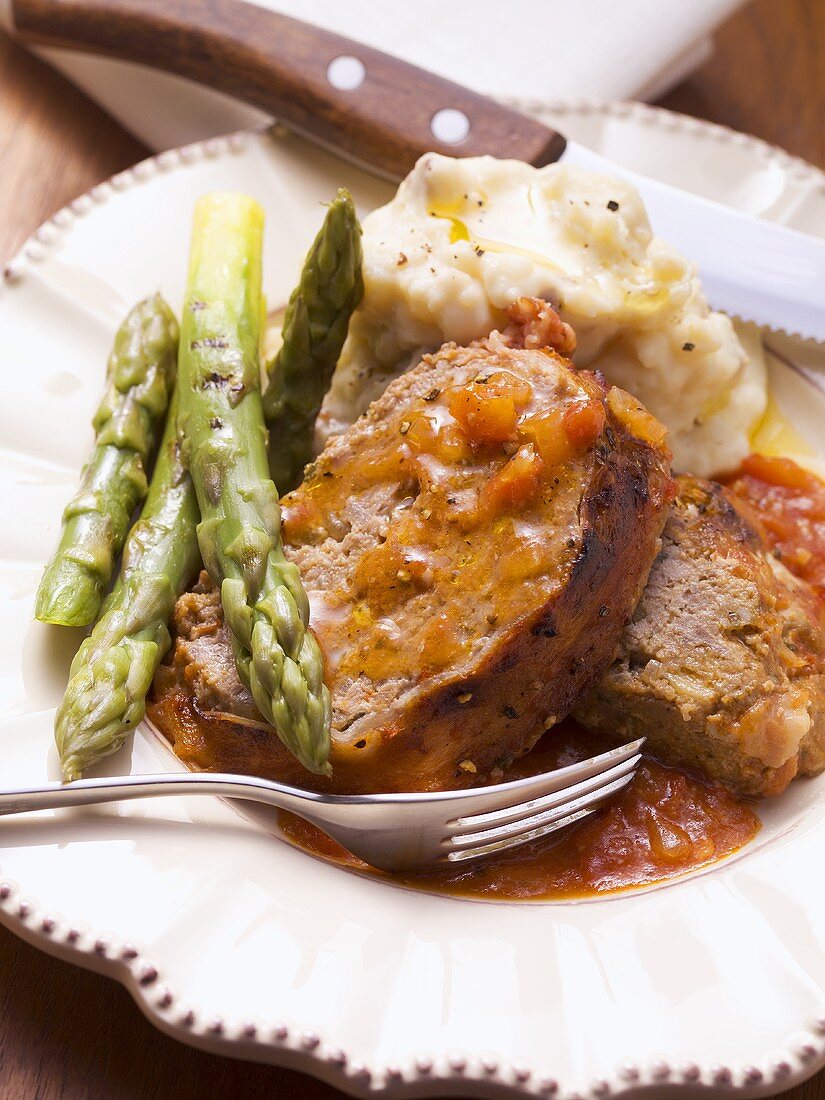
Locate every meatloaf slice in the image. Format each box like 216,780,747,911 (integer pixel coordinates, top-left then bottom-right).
574,476,825,798
152,299,673,793
164,574,259,722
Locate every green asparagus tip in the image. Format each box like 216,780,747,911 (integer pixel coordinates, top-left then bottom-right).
34,568,100,627
264,185,363,494
35,293,179,628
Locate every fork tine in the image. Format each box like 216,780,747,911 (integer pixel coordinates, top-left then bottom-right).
450,752,642,832
440,739,644,822
445,804,601,863
445,771,634,857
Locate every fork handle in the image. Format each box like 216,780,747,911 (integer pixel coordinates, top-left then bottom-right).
0,772,321,816
11,0,566,179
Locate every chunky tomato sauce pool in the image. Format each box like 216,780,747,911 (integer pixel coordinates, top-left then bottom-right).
725,453,825,600
279,722,759,900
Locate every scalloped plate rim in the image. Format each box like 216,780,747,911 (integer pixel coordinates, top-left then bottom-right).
1,99,824,1100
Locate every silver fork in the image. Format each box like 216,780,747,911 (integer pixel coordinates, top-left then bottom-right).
0,740,643,872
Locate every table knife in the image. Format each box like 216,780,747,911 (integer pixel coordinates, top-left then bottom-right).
11,0,825,341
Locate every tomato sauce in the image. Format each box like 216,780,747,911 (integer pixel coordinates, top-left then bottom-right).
279,722,758,901
725,453,825,600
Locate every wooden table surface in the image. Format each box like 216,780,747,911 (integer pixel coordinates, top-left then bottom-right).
0,1,823,1097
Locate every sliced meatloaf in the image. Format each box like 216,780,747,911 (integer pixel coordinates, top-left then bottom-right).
151,298,673,793
574,476,825,798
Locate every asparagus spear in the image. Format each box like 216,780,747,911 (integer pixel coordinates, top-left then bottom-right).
178,193,332,776
55,388,201,781
264,188,363,493
35,295,179,627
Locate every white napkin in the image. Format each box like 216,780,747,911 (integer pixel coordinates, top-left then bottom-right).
6,0,745,152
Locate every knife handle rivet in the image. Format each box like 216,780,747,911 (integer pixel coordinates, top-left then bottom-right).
431,108,471,145
326,55,366,91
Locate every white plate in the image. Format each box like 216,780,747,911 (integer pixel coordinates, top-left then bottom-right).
2,102,825,1100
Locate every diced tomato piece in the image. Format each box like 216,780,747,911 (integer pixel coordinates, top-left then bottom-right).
740,453,819,492
447,370,534,450
449,387,518,447
404,414,437,453
606,387,669,447
405,413,472,464
280,497,322,543
725,454,825,601
485,371,534,410
563,399,606,449
518,410,574,469
480,444,544,516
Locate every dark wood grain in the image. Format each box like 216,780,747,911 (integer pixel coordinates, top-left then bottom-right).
11,0,566,178
0,31,146,260
0,0,824,1097
0,926,343,1100
661,0,825,169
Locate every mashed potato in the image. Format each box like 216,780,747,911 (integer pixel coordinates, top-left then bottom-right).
322,154,766,477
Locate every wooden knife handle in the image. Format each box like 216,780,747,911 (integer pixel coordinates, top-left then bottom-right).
11,0,566,179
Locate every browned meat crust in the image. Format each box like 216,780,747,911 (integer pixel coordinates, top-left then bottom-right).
574,476,825,798
151,301,672,793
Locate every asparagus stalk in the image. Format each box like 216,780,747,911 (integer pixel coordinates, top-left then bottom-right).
178,193,332,776
264,189,363,493
35,295,179,627
56,388,201,781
